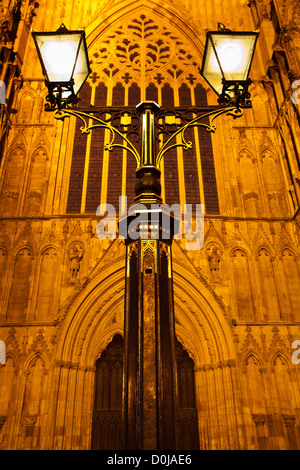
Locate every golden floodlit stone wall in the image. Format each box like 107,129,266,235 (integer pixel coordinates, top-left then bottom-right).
0,0,300,449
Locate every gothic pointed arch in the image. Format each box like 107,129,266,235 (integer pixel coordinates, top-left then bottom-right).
278,247,300,321
34,246,60,321
0,354,18,449
255,247,281,321
54,257,126,366
18,354,49,449
52,244,237,378
0,146,26,216
90,331,200,450
268,351,299,448
6,247,35,322
15,86,38,124
23,146,49,216
230,247,256,321
49,242,237,450
85,0,207,63
91,333,124,450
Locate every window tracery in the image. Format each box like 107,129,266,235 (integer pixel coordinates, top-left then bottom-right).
88,14,201,92
67,13,219,215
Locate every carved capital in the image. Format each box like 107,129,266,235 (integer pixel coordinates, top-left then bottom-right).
0,416,6,429
24,415,38,426
282,414,296,427
252,413,265,426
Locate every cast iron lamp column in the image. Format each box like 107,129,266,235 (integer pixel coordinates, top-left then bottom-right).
121,101,179,450
32,24,259,450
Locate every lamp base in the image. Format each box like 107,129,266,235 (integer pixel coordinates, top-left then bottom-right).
45,80,80,111
218,78,252,108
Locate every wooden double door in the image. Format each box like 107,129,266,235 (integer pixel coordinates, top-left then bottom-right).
91,334,199,450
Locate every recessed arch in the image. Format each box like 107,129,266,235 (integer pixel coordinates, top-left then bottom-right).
12,245,35,259
38,244,61,258
269,350,292,371
54,258,126,366
230,246,250,258
23,353,47,372
240,350,266,373
255,245,274,259
0,244,8,256
54,255,237,370
280,246,297,257
173,262,236,365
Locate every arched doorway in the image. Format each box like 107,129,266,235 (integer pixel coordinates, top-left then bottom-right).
91,334,124,450
91,334,199,450
176,341,200,450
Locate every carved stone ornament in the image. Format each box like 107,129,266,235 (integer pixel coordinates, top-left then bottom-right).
24,415,38,426
207,244,222,284
68,242,84,282
282,414,296,427
252,413,266,426
0,416,6,429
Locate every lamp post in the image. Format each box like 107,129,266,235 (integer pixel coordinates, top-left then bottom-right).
120,100,180,449
32,23,258,450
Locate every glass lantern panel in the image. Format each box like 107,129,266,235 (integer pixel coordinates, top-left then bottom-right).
34,33,82,83
202,32,258,96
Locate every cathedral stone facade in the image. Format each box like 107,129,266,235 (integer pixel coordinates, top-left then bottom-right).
0,0,300,450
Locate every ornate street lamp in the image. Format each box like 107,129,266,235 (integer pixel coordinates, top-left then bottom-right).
32,24,91,110
32,24,258,450
201,23,259,106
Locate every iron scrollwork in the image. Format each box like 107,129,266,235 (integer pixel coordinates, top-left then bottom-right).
53,102,245,170
54,106,141,167
154,105,244,168
217,78,252,107
45,82,80,111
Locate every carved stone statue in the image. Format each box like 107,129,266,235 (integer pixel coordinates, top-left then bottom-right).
207,245,221,283
69,244,83,278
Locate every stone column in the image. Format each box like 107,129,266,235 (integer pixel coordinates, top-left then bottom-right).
252,413,267,449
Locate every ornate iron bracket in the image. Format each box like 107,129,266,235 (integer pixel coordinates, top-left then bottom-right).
154,105,244,168
53,102,246,170
54,106,141,166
